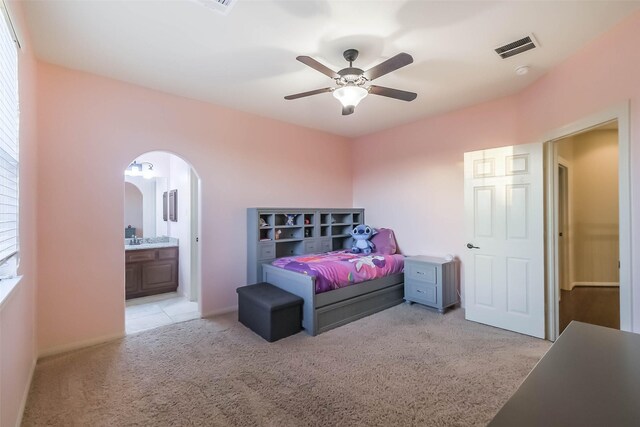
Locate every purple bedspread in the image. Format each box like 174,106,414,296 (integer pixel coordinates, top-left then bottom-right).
271,250,405,294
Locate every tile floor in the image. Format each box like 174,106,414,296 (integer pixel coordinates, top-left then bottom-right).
125,292,200,334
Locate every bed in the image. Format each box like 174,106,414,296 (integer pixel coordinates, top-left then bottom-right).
262,250,405,336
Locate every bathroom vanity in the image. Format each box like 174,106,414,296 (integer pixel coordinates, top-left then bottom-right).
125,241,179,299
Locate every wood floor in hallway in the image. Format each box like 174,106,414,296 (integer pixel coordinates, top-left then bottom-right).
559,287,620,333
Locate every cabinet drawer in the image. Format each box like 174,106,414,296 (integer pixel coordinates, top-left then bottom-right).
258,242,276,260
406,263,438,284
304,240,318,254
319,238,331,253
158,247,178,260
126,250,156,263
407,282,439,305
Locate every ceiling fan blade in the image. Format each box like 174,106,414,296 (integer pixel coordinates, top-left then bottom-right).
296,56,339,79
368,85,417,101
364,53,413,81
342,105,355,116
284,87,333,100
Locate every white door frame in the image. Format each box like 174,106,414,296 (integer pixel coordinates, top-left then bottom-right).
543,102,632,340
190,169,201,304
557,160,570,294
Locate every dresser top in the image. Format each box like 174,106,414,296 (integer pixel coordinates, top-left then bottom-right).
489,321,640,427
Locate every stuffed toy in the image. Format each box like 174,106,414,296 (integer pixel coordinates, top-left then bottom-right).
283,214,297,226
350,224,377,254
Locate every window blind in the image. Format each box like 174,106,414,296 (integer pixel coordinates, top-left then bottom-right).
0,4,18,270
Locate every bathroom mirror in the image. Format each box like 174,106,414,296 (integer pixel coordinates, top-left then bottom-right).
124,176,168,238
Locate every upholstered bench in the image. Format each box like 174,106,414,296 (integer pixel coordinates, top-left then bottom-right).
237,282,303,342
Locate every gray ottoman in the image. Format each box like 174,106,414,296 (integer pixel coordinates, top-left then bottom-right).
237,282,303,342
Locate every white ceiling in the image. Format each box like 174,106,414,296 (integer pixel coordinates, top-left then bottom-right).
21,1,640,137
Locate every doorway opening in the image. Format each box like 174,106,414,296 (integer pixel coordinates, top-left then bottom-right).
545,103,631,341
123,151,202,334
554,122,620,334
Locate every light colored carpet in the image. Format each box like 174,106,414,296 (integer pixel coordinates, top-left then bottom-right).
23,305,550,426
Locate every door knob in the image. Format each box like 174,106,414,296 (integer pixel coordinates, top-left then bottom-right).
466,243,480,249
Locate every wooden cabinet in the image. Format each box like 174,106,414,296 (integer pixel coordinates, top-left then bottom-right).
404,256,459,313
125,247,178,299
125,263,141,295
247,208,365,284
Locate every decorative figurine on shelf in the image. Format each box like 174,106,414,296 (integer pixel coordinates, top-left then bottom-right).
350,224,377,255
304,218,310,225
259,218,269,228
304,228,311,238
283,214,297,226
275,229,282,240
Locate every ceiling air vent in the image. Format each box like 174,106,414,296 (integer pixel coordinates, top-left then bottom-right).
494,34,539,59
192,0,236,15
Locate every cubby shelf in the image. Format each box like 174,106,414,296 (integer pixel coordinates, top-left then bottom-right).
247,208,365,284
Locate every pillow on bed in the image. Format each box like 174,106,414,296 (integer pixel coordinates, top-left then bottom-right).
371,228,398,255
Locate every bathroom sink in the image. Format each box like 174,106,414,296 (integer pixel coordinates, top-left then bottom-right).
124,237,178,250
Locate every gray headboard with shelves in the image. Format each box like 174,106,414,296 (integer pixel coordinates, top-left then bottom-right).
247,208,365,284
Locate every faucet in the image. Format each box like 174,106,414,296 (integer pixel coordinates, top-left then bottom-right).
131,235,142,245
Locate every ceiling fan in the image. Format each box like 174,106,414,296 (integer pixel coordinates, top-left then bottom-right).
284,49,418,115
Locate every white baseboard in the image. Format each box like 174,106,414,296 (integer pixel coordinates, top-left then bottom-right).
38,332,125,359
571,281,619,289
201,305,237,318
15,356,36,427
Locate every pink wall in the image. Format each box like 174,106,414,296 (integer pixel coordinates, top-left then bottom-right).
353,12,640,331
0,1,39,425
36,63,352,352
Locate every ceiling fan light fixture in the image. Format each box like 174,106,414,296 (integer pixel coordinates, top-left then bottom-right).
332,85,368,108
285,49,416,115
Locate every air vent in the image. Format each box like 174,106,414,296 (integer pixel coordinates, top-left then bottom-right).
192,0,236,15
495,34,539,59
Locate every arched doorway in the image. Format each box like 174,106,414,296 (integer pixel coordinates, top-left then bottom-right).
123,151,202,334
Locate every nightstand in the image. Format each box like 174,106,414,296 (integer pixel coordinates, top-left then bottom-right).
404,255,459,313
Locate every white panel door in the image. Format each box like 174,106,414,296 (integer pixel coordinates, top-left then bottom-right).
464,143,545,338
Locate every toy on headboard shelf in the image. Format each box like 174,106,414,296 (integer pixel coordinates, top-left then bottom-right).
350,224,377,255
283,214,297,226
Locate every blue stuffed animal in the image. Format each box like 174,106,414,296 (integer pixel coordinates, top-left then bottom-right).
350,224,377,254
283,214,297,226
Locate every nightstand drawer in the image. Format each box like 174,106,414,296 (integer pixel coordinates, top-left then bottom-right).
406,263,438,284
407,282,438,305
258,243,276,260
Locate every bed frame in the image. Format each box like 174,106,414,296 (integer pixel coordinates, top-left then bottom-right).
262,264,404,336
